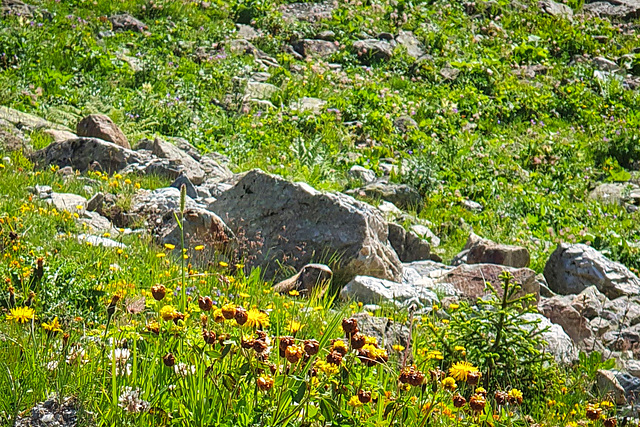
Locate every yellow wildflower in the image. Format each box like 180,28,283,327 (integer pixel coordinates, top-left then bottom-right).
245,309,269,329
194,245,204,251
6,306,35,323
160,305,178,321
42,317,63,334
287,320,304,334
347,395,363,407
164,244,175,250
449,361,479,382
441,377,457,391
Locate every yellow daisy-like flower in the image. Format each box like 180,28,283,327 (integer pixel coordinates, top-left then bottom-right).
453,345,466,356
219,261,229,267
449,361,479,382
288,289,300,296
159,305,179,321
42,317,63,334
287,320,304,334
392,344,405,352
347,395,363,407
441,377,457,391
194,245,205,251
6,306,35,323
238,292,251,298
156,253,166,258
449,303,460,310
164,243,175,250
245,308,270,329
426,350,443,360
315,360,339,375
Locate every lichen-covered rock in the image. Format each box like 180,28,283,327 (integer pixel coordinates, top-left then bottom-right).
76,114,130,149
209,169,402,282
340,275,438,309
387,223,431,262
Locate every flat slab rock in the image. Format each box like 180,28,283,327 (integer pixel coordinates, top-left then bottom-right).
209,169,402,283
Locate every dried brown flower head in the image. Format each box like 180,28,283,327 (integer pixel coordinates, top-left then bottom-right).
202,330,216,345
326,350,343,365
151,284,166,301
342,318,359,336
162,353,176,367
453,394,467,408
469,394,486,412
198,296,213,311
234,307,248,325
350,333,366,350
304,339,320,356
257,375,274,391
358,390,372,404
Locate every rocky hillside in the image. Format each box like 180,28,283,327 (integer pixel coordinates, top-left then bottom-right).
3,0,640,425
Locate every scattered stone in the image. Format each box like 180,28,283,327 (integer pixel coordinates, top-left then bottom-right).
440,67,461,80
244,81,280,100
77,211,117,234
48,192,86,213
393,115,418,133
170,174,198,200
409,225,440,247
109,13,148,33
376,200,404,219
291,97,327,114
348,165,377,184
279,1,335,22
604,297,640,326
292,39,338,58
2,0,37,17
465,236,530,268
538,0,573,19
395,31,425,59
340,275,438,309
539,296,593,345
273,264,333,296
590,182,639,205
625,359,640,377
14,396,78,427
544,243,640,299
86,192,104,212
388,223,431,263
596,369,627,405
353,40,394,63
571,286,608,319
209,169,402,282
461,199,483,212
316,30,335,41
135,137,207,184
0,105,67,131
76,114,130,149
346,182,422,211
0,118,30,152
77,234,126,249
436,263,540,303
236,24,261,40
584,0,640,20
161,207,233,255
520,313,578,364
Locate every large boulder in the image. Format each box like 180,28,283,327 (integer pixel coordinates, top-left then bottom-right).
353,40,394,63
340,275,438,309
584,0,640,20
436,263,540,303
520,313,578,364
395,31,425,59
209,169,403,282
76,114,130,149
0,105,68,131
544,243,640,299
453,233,530,268
387,223,431,262
136,138,208,185
32,137,149,173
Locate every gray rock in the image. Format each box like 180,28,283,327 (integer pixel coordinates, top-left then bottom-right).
245,81,279,100
604,297,640,326
291,97,327,114
584,0,640,19
349,165,377,184
353,39,394,63
0,105,68,131
596,370,627,405
625,359,640,377
393,115,418,133
273,264,333,297
520,313,578,364
109,13,147,32
34,184,52,199
279,1,335,22
161,207,233,255
236,24,261,41
544,243,640,299
209,169,402,283
571,285,608,319
440,67,461,80
376,200,404,219
77,211,117,234
388,223,431,263
436,263,540,303
402,261,457,296
316,30,335,41
76,114,130,149
43,129,77,143
593,56,620,72
170,174,198,199
32,137,149,174
48,193,86,213
1,0,37,17
341,275,438,309
14,396,78,427
292,39,339,58
461,199,483,212
0,118,29,152
346,182,422,212
538,0,573,19
590,182,638,205
352,312,412,358
591,316,616,336
614,371,640,401
136,138,207,185
86,192,104,212
409,224,440,248
395,31,425,59
539,296,592,344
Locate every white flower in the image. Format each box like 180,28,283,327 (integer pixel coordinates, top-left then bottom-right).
110,348,132,376
118,387,150,413
174,363,196,378
46,360,59,371
66,346,88,366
